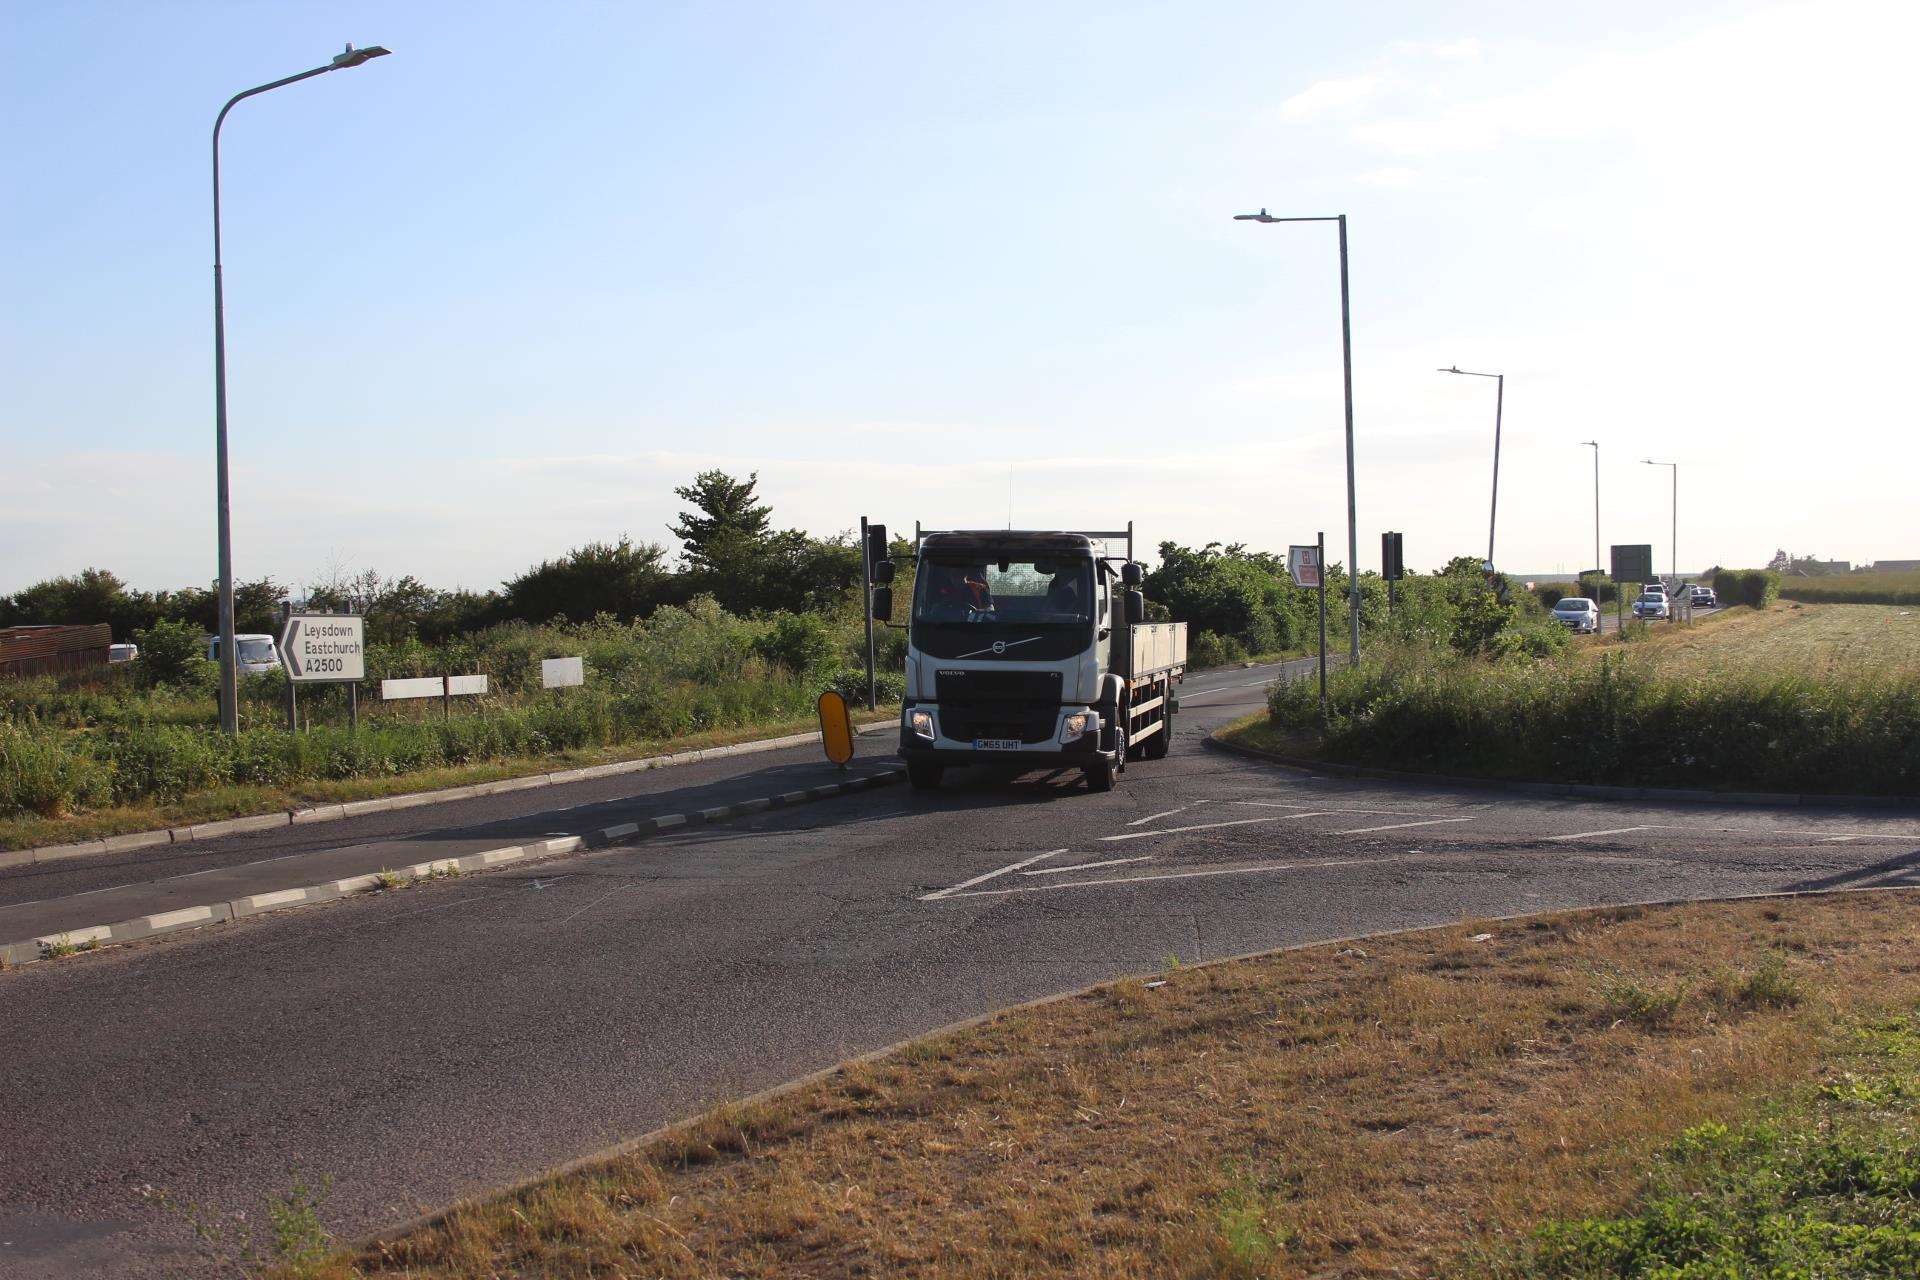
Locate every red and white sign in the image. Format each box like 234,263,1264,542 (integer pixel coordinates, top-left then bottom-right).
1287,545,1322,589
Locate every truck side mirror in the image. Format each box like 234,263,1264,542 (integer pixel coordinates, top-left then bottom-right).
872,559,895,585
1121,562,1143,587
870,586,893,622
1125,590,1145,624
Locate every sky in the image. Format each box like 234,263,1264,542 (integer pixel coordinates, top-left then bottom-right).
4,0,1917,595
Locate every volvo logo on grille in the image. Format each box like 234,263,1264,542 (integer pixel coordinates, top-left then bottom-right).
991,641,1006,654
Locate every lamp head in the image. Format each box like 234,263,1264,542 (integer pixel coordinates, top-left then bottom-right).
332,43,392,68
1233,208,1280,223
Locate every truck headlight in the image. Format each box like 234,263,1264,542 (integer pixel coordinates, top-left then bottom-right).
909,709,936,740
1060,711,1094,743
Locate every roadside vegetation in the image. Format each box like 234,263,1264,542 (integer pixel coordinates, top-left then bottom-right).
1232,559,1918,797
1779,568,1920,607
274,894,1920,1279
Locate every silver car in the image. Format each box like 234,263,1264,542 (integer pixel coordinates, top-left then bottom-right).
1632,592,1671,620
1551,596,1600,633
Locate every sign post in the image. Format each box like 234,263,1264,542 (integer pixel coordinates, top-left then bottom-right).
1289,538,1328,724
1381,531,1404,624
1610,544,1654,640
278,612,366,733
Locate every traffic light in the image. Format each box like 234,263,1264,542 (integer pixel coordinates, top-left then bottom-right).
864,522,888,575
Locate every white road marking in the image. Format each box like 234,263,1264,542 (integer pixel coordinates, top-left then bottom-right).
1127,805,1192,827
1230,801,1435,816
939,856,1394,899
1334,818,1475,835
1176,678,1274,703
1101,813,1335,843
919,849,1066,901
1546,826,1654,842
1020,856,1154,876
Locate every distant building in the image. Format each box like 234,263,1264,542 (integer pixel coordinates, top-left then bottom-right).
1810,559,1851,575
1870,559,1920,573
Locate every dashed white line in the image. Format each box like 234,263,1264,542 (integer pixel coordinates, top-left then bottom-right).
1127,806,1192,827
1334,818,1475,836
918,849,1066,901
1546,826,1654,842
1020,856,1154,876
1101,813,1336,843
939,856,1395,898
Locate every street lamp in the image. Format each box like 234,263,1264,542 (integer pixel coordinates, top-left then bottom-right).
1438,366,1504,567
1233,208,1360,665
1643,459,1678,585
212,43,391,733
1580,440,1600,575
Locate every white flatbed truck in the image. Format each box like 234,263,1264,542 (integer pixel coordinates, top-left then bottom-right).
886,526,1187,792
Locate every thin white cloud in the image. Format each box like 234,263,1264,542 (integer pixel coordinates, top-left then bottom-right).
1279,74,1381,121
1430,37,1480,60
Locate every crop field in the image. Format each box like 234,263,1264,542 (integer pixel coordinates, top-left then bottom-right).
1778,570,1920,606
1599,601,1920,676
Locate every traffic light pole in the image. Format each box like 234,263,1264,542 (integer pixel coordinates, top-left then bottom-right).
860,517,877,711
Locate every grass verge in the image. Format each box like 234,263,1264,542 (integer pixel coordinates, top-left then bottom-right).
278,892,1920,1279
0,706,898,852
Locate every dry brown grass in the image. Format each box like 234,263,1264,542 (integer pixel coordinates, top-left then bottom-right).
318,892,1920,1280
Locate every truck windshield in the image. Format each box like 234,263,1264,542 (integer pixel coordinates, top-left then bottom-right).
913,556,1093,626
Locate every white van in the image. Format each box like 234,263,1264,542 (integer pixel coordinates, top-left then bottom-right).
205,633,281,675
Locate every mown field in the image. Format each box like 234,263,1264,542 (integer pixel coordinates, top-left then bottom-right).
268,894,1920,1280
1596,601,1920,676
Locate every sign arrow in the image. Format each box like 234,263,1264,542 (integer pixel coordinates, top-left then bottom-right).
283,619,303,678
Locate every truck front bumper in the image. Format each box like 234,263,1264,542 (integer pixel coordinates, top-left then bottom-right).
899,703,1111,767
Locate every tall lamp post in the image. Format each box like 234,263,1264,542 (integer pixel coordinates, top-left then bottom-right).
1439,366,1504,567
1233,208,1360,664
1643,459,1678,585
1580,440,1600,575
212,43,391,734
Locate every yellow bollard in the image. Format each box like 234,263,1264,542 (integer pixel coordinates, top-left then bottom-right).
817,690,855,768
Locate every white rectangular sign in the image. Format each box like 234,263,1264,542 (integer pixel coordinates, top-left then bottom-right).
279,615,365,683
381,674,490,701
381,676,444,701
541,656,585,689
1287,545,1322,589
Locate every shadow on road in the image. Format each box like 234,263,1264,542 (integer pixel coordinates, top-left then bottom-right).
1789,848,1920,892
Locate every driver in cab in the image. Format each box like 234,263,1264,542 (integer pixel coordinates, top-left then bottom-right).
924,563,995,621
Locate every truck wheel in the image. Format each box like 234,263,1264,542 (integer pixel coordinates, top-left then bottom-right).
907,761,944,791
1085,758,1116,792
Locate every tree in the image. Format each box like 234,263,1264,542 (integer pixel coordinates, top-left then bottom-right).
670,471,773,576
501,538,673,624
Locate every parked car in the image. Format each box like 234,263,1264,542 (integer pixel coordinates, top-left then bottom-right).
1632,592,1671,620
1690,585,1717,608
108,642,139,663
1551,596,1600,633
205,633,281,675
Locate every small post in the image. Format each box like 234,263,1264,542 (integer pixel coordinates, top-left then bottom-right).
1316,530,1328,726
442,675,451,724
281,601,297,734
348,680,359,733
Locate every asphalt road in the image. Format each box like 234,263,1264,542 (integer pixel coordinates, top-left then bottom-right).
3,655,1915,1278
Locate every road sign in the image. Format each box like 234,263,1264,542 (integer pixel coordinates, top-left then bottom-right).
1610,544,1654,583
541,656,584,689
1382,531,1405,581
817,690,854,767
1288,544,1322,588
279,615,365,682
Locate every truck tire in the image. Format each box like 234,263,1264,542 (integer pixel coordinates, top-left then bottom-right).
1085,757,1116,792
907,760,944,791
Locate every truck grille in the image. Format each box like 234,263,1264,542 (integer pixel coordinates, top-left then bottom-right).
933,669,1063,744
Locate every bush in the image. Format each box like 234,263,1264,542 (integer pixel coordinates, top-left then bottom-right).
0,725,110,816
830,667,905,706
1267,644,1920,797
100,725,230,802
1577,571,1617,605
1532,583,1571,609
135,617,207,690
1712,568,1780,610
1190,631,1249,669
754,613,839,679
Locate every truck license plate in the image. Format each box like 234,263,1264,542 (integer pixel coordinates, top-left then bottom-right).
973,738,1021,751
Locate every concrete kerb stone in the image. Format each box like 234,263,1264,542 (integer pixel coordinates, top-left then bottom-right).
1206,733,1920,810
1,767,905,969
6,721,903,868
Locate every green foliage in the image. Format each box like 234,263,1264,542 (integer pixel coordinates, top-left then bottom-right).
1532,583,1571,609
829,666,906,706
1712,568,1781,610
0,568,285,637
1577,570,1618,605
500,537,675,626
754,613,839,678
1516,1017,1920,1277
0,724,111,816
1267,643,1920,796
133,617,207,690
